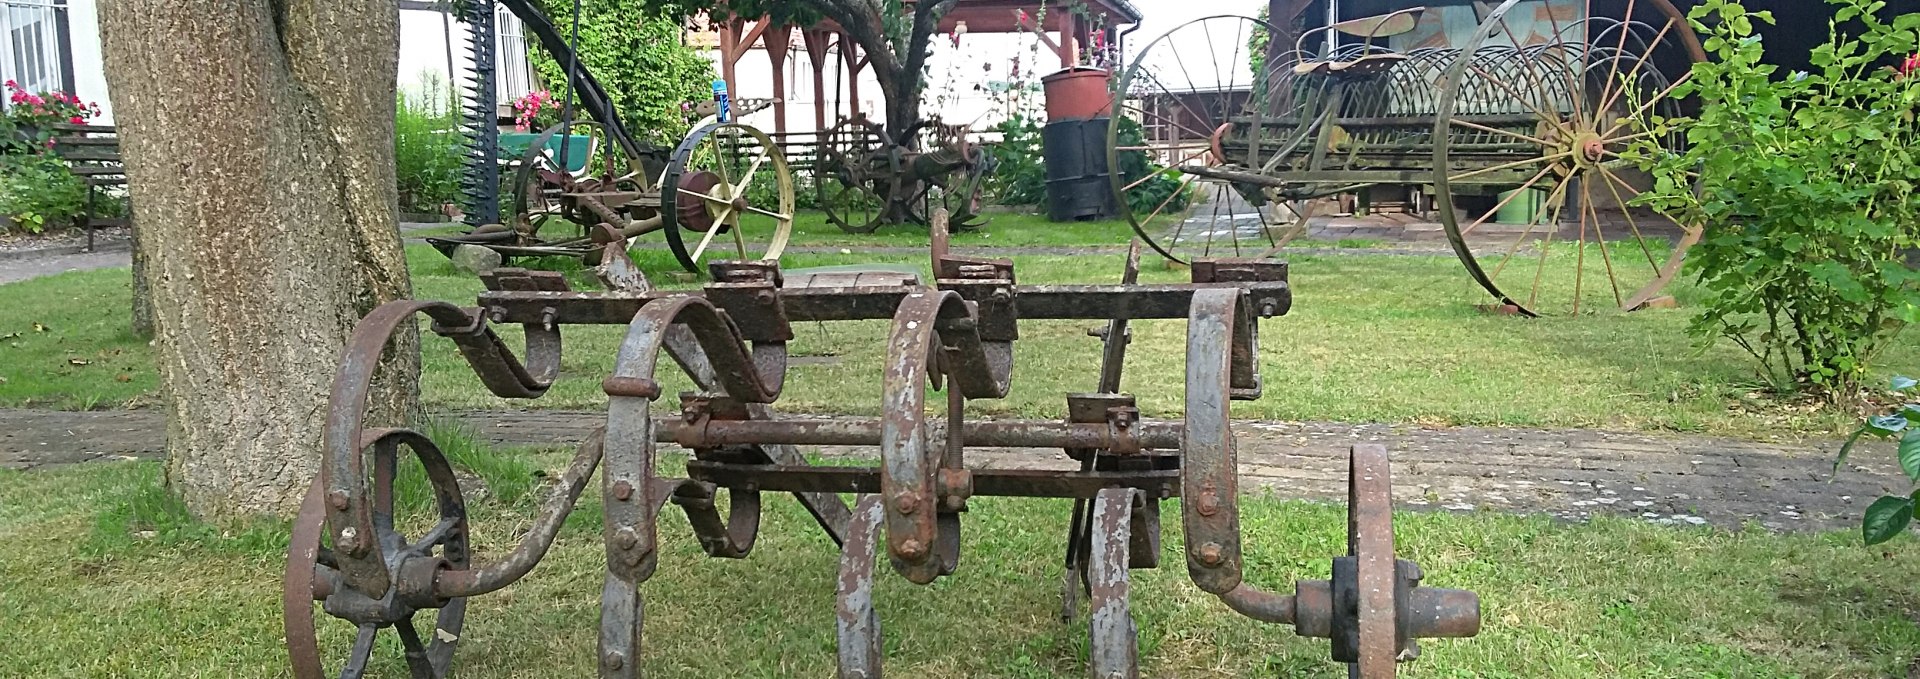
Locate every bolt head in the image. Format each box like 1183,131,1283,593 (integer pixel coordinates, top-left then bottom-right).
896,538,925,559
755,289,776,304
327,490,350,511
1196,541,1225,566
612,480,635,502
614,527,640,550
604,651,625,670
894,492,920,515
1196,491,1219,517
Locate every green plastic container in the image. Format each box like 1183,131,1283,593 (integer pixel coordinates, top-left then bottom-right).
498,132,595,174
1495,188,1545,224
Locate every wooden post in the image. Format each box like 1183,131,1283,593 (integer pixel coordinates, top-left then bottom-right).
764,24,793,133
803,28,832,131
841,31,864,119
1059,12,1078,68
719,16,773,101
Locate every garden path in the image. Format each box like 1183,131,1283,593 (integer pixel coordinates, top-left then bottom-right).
3,407,1900,534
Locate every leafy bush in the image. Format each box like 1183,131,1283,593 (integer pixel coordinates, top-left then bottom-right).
0,153,87,233
395,76,466,215
986,114,1045,206
1834,375,1920,544
1630,0,1920,397
526,1,714,146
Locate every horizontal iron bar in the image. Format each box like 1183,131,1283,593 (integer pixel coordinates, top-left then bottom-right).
478,282,1292,326
657,417,1182,450
684,462,1182,499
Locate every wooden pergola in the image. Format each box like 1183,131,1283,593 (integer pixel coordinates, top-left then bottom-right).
709,0,1143,133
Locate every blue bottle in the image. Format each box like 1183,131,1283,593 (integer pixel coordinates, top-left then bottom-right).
712,79,731,123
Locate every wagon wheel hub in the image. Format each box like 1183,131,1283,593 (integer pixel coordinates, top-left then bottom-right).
1577,134,1608,165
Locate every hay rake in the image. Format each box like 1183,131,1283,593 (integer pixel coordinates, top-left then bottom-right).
285,215,1479,678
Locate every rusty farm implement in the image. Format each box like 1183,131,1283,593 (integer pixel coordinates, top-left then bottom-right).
285,213,1480,678
1109,0,1707,316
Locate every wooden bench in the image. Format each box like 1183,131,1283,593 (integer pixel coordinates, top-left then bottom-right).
49,123,127,251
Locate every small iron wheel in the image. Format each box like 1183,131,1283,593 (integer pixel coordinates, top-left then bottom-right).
660,122,796,274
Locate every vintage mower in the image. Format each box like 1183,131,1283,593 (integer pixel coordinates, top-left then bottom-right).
815,116,995,234
286,212,1480,678
1110,0,1706,316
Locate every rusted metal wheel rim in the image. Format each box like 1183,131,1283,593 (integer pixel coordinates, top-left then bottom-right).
1347,443,1398,677
286,431,471,679
1432,0,1706,316
819,117,888,234
1108,15,1292,265
661,122,796,274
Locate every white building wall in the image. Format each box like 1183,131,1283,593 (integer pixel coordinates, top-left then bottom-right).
63,0,109,122
710,30,1056,136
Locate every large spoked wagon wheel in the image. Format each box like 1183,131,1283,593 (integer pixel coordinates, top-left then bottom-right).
285,430,470,679
1433,0,1705,316
1110,15,1303,265
817,117,889,234
508,120,651,243
661,122,795,274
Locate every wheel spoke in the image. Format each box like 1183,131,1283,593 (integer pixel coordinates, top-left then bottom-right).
1488,172,1573,283
395,616,437,679
1460,162,1558,237
1595,16,1673,122
1583,177,1626,309
731,143,774,197
404,517,460,557
340,624,379,679
1468,63,1574,138
1446,150,1575,184
741,204,791,221
1448,118,1554,147
1600,71,1692,140
1593,165,1664,275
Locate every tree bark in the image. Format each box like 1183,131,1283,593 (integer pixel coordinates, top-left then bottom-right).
98,0,417,518
129,218,151,339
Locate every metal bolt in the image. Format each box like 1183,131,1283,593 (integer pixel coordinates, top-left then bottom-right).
612,480,634,502
1259,300,1279,317
896,538,925,559
488,307,506,323
614,527,640,551
1196,491,1219,517
604,651,625,670
1196,542,1225,567
327,490,350,511
894,492,920,515
337,527,363,556
991,287,1012,303
755,289,776,305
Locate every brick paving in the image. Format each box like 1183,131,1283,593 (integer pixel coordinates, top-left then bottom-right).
1,408,1902,533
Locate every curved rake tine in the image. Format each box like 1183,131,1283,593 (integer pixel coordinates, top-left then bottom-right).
837,496,884,679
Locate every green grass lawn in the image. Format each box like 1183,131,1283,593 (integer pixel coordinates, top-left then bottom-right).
2,243,1909,437
4,452,1918,677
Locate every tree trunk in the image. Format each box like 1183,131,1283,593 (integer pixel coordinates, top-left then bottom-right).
129,218,151,339
98,0,417,519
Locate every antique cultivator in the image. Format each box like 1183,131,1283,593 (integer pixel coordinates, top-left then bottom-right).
286,216,1479,678
815,116,995,233
432,0,793,274
1110,0,1707,316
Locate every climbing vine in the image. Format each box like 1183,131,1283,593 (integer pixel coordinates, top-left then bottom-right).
526,0,714,145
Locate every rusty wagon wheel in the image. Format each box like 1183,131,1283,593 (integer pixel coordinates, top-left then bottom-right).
660,121,795,274
817,116,889,234
508,120,651,246
1109,15,1309,265
285,429,470,679
1432,0,1706,316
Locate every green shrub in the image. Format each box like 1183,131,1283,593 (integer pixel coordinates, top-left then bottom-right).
986,114,1045,206
395,74,466,215
1630,0,1920,397
526,1,714,147
1114,116,1192,215
0,153,87,233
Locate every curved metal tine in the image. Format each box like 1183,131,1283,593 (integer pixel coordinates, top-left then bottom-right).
339,624,379,679
837,496,885,679
1089,487,1140,679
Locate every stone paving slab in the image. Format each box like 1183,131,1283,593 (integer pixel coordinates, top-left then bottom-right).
1,408,1903,533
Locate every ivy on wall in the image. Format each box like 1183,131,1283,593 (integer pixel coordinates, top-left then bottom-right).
527,0,715,145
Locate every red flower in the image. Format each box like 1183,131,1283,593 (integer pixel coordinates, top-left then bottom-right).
1902,53,1919,78
68,116,83,124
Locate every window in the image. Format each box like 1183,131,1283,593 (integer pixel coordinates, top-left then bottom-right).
494,5,535,100
1,0,64,95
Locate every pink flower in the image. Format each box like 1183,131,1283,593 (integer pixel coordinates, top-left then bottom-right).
68,116,83,124
1901,53,1919,78
4,80,14,88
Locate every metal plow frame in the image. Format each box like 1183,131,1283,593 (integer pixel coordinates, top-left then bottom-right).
287,216,1479,678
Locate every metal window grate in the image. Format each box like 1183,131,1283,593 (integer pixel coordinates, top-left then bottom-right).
493,5,535,100
0,0,64,96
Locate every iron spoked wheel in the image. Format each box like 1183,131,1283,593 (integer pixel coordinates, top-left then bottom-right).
508,120,650,243
286,430,470,679
1109,15,1294,265
1433,0,1706,316
817,117,889,234
660,122,796,274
